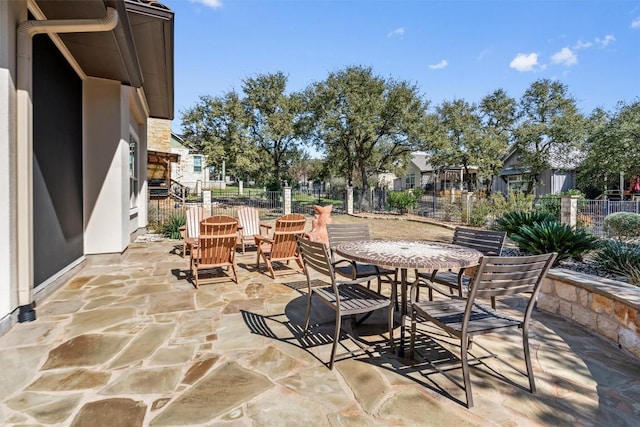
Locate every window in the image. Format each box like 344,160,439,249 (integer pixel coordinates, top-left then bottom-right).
129,132,139,209
507,174,528,193
405,173,415,189
193,155,202,173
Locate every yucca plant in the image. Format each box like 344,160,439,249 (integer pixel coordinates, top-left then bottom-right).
493,210,556,236
593,240,640,285
161,214,186,240
510,222,598,265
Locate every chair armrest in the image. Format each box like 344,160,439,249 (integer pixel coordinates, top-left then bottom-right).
259,224,272,233
338,274,381,287
254,235,273,246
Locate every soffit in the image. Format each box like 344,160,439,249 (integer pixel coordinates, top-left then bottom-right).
33,0,174,119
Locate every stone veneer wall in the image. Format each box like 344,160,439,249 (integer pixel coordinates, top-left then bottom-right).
538,269,640,359
147,118,171,152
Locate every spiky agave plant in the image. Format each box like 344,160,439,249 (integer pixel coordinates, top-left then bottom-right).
493,210,556,236
593,240,640,285
510,222,598,265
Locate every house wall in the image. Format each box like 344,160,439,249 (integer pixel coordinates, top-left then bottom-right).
393,162,422,190
0,1,22,329
32,33,84,287
171,149,208,188
148,117,171,152
83,79,131,255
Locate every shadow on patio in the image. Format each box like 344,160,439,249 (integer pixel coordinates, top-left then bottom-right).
0,239,638,426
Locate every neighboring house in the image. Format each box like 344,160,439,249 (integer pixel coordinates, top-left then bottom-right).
492,147,577,196
392,152,478,192
147,118,179,197
0,0,174,332
170,133,210,189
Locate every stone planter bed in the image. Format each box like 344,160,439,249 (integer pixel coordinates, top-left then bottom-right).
539,268,640,359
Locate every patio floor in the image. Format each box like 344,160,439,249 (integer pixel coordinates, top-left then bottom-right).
1,235,639,426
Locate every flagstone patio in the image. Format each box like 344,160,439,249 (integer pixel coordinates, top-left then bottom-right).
1,231,639,426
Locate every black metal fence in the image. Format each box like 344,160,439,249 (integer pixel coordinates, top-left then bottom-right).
147,187,640,238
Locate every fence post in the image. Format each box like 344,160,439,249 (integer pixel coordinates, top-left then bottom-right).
560,195,579,228
238,180,243,195
461,191,472,224
283,185,292,215
202,190,212,216
346,186,354,215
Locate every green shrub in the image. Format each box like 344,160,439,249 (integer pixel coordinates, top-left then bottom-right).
603,212,640,241
490,191,535,216
593,240,640,285
492,211,557,236
468,198,493,227
387,189,421,214
510,222,598,265
161,214,186,239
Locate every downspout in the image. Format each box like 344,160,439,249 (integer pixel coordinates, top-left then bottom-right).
16,7,119,322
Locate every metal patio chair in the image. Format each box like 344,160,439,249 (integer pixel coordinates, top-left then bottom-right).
296,236,395,369
409,252,557,408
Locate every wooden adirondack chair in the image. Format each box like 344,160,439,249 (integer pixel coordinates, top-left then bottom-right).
181,206,206,257
190,215,239,288
255,213,306,279
236,207,272,254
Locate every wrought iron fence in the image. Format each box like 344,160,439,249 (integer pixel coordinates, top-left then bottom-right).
577,200,640,236
149,185,640,238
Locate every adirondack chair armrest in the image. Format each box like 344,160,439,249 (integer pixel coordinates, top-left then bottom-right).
254,235,273,247
259,224,272,233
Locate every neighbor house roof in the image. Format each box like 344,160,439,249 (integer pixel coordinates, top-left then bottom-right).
34,0,174,119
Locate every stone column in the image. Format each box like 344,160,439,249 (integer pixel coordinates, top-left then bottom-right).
238,180,243,195
202,190,212,216
461,191,472,224
561,195,579,228
346,187,354,215
283,185,292,215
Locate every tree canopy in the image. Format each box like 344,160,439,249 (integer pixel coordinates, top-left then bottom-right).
578,101,640,193
304,66,430,188
178,67,632,196
512,79,586,194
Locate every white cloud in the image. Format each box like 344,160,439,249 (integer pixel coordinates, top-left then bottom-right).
509,53,539,72
191,0,223,8
595,34,615,47
632,17,640,28
551,47,578,66
573,40,593,49
428,60,448,70
387,27,405,38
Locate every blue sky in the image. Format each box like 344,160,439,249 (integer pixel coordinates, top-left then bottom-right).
164,0,640,133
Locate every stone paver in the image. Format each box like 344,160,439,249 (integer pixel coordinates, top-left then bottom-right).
0,216,639,426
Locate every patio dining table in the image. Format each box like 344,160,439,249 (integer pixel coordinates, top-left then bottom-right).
334,240,482,356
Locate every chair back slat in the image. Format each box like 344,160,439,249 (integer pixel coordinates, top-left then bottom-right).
186,206,206,238
237,207,261,236
198,216,238,265
468,253,556,301
326,223,371,246
270,214,306,259
296,236,334,279
453,228,506,256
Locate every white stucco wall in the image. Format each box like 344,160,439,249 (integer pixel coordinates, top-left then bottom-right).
0,1,23,325
83,78,129,254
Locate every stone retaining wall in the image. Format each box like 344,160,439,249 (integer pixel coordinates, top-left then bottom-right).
538,269,640,359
